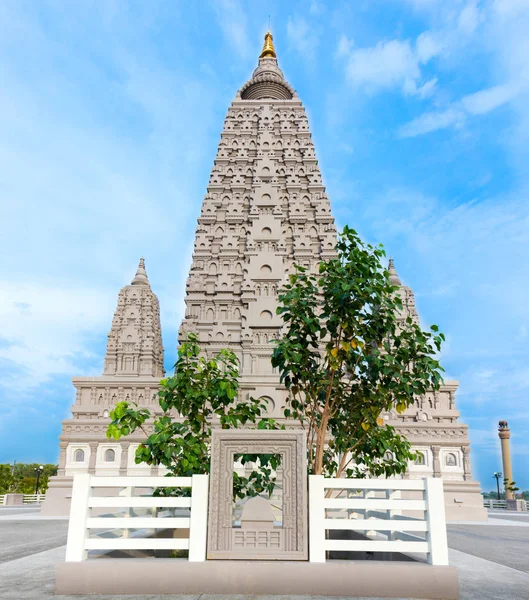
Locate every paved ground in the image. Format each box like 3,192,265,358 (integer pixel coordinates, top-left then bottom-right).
0,506,40,517
0,519,69,564
484,511,529,524
446,523,529,574
0,507,528,599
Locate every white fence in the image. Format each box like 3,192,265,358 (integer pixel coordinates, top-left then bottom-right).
309,475,449,565
64,473,449,565
483,498,528,510
0,494,46,505
65,474,208,562
484,499,507,509
23,493,46,503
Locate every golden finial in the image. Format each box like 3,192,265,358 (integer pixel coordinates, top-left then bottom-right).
259,30,276,59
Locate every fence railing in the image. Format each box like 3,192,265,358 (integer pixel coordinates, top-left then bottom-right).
0,494,46,505
64,474,209,562
484,499,508,509
309,476,449,565
23,494,46,503
483,498,527,510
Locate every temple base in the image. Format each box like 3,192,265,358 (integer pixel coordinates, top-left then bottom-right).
41,476,73,516
443,481,488,521
56,559,458,599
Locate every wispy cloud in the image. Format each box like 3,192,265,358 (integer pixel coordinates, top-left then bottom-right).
340,38,422,93
212,0,251,60
462,82,520,115
0,283,113,394
336,2,483,97
399,106,465,136
287,16,318,61
398,82,520,137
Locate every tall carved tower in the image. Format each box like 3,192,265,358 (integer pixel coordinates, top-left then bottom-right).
178,32,485,520
179,32,337,414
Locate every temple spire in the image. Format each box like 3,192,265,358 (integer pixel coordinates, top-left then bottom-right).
104,256,164,376
388,258,402,286
131,257,150,286
259,30,276,59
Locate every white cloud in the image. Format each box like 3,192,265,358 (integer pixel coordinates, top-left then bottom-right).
403,77,438,98
458,1,481,34
399,81,521,137
287,16,316,60
339,1,485,96
462,82,520,115
336,34,354,58
213,0,250,59
0,282,114,394
405,0,443,8
395,0,529,147
343,39,420,92
493,0,529,18
416,31,446,63
399,106,465,137
338,25,446,96
309,0,326,15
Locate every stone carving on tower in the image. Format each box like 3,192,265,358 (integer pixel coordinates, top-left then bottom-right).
103,258,164,378
179,31,337,415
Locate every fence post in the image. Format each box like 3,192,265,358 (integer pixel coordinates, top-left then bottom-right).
424,477,449,566
65,473,92,562
189,474,209,561
309,475,326,563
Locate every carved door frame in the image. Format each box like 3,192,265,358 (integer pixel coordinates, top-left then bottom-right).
207,429,308,560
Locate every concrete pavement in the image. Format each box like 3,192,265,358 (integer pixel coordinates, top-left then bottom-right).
0,508,528,599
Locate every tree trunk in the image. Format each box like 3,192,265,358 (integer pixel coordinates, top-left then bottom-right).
314,414,329,475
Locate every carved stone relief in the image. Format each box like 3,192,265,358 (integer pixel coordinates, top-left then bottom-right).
207,429,307,560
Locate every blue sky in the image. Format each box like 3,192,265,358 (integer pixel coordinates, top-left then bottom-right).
1,0,528,491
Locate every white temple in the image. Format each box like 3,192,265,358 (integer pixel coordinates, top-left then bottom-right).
43,32,486,520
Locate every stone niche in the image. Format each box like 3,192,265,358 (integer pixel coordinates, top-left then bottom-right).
207,429,307,560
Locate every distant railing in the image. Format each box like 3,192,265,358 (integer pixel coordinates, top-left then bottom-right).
483,498,527,510
484,499,508,509
64,474,209,562
309,476,449,565
0,493,46,505
23,494,46,503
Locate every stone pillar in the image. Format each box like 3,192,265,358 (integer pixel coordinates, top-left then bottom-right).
462,446,472,481
5,494,24,506
498,421,514,500
88,442,99,474
119,442,130,475
432,446,441,478
57,442,68,476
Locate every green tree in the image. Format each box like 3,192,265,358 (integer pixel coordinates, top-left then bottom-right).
107,334,280,498
271,226,445,479
504,477,520,496
0,464,57,494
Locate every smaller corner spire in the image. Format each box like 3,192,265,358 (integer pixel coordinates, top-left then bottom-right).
131,257,150,286
388,258,402,286
259,30,276,59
